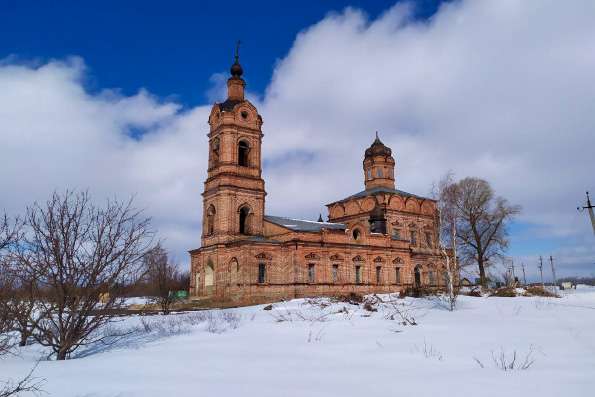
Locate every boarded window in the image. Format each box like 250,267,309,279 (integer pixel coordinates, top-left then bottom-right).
355,265,362,284
258,263,266,284
410,230,417,246
428,270,435,285
332,264,339,283
425,232,433,248
308,264,315,283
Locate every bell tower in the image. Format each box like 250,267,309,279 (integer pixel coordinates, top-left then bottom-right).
201,44,266,246
363,132,395,190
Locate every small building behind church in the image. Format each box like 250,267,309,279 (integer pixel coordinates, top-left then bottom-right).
189,53,447,306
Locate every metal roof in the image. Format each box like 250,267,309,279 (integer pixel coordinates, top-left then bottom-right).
328,186,434,205
264,215,346,232
218,99,243,111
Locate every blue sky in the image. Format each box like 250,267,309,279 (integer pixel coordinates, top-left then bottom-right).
1,0,446,105
1,0,593,280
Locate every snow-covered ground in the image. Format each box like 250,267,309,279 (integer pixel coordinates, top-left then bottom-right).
3,287,595,397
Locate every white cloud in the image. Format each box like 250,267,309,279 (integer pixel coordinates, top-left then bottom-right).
0,57,209,258
258,0,595,276
1,1,594,275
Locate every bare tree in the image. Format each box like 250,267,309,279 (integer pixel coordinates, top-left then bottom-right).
18,191,153,360
442,177,520,288
0,214,22,253
144,244,181,314
9,276,39,347
0,268,16,356
0,364,44,397
0,213,22,354
434,172,459,310
0,214,43,396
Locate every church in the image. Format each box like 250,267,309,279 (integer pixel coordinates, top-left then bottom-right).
189,53,446,306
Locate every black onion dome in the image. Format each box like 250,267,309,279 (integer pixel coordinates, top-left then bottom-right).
230,60,243,77
365,134,392,158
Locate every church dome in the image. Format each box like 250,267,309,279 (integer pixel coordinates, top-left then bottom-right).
230,60,243,78
365,133,392,158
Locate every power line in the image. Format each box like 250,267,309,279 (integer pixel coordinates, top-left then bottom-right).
549,255,557,286
577,191,595,236
521,263,527,285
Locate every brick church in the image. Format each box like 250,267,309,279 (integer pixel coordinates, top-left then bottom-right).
189,53,446,305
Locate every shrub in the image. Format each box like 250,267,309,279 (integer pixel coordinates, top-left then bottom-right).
461,287,482,297
489,288,517,297
335,293,363,305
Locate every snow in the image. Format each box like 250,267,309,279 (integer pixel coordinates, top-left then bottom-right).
123,297,152,306
3,287,595,397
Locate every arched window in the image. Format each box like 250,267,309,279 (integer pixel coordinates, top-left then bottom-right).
428,270,436,285
352,228,361,240
367,169,372,180
355,265,362,284
376,167,383,178
206,205,216,235
332,264,339,283
395,267,401,284
239,206,250,235
410,230,417,246
230,258,239,284
425,232,433,248
238,140,249,166
258,263,266,284
308,264,315,283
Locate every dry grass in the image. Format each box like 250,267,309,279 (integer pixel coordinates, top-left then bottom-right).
489,288,517,297
524,286,559,298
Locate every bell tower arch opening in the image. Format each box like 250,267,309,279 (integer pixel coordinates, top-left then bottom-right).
238,140,250,167
206,204,216,236
239,205,251,235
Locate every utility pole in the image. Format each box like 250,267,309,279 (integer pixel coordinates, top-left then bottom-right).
577,191,595,236
549,255,557,287
521,263,527,286
511,259,516,281
538,256,545,288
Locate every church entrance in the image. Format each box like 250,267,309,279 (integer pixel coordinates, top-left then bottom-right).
414,266,422,288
